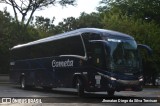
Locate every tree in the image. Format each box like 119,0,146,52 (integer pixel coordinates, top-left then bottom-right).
35,16,55,37
77,12,103,28
56,17,77,32
0,10,40,74
0,0,76,28
0,10,12,74
53,12,104,33
99,0,160,24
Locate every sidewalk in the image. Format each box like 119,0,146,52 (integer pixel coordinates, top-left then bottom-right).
0,75,10,84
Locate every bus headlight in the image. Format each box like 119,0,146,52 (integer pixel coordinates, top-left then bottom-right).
139,78,143,82
139,76,143,82
111,77,117,81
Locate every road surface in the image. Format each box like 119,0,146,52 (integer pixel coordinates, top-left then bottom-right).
0,84,159,106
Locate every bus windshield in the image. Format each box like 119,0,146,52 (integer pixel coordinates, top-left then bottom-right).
107,38,139,68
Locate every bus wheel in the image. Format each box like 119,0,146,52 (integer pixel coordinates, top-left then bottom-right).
21,76,34,90
76,78,84,96
20,76,26,89
107,90,115,96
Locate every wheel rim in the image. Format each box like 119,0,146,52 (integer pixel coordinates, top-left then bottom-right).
76,79,84,96
21,78,25,89
76,81,80,92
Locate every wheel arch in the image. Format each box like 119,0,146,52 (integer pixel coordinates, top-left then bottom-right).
19,73,25,84
72,73,87,88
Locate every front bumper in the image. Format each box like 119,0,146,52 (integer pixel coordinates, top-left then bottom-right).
85,77,143,92
96,72,143,91
109,79,143,91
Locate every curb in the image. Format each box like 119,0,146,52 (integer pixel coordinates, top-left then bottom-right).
0,75,10,84
0,82,11,84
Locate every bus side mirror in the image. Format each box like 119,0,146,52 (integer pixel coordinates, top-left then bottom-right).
138,44,152,56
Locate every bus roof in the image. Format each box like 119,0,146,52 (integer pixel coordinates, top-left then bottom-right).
12,28,134,49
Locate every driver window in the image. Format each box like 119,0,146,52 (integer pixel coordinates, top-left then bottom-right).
91,43,105,68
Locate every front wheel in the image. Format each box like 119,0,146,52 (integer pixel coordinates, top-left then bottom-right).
76,78,84,97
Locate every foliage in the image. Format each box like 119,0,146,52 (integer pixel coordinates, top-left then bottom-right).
57,17,77,32
99,0,160,24
0,10,39,74
34,16,55,37
0,0,76,28
53,12,103,33
77,12,103,29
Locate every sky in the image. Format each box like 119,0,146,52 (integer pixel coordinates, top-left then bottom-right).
0,0,101,25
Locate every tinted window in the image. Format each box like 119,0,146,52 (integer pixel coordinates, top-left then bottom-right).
52,35,85,56
91,43,106,68
12,35,85,60
82,32,101,54
12,47,30,60
30,35,85,58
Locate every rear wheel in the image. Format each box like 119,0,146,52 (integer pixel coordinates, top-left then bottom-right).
20,76,34,89
20,76,26,89
76,78,84,97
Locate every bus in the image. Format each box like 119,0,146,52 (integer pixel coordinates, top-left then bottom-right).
10,28,151,96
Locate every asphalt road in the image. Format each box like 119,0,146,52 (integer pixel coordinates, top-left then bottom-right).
0,84,159,106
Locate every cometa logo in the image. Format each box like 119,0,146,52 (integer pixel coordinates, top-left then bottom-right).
52,59,74,68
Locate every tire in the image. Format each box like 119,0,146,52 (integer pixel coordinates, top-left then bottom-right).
76,78,84,97
20,76,33,89
20,76,26,89
107,90,115,96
